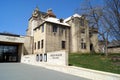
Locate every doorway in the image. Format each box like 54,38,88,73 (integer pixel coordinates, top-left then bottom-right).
0,45,18,62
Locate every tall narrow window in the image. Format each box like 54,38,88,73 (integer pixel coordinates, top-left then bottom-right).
42,25,44,32
62,41,66,49
81,43,86,49
41,40,44,48
61,27,65,34
34,42,36,50
44,53,47,62
53,25,57,32
81,19,84,26
38,41,40,49
40,54,42,62
36,54,39,62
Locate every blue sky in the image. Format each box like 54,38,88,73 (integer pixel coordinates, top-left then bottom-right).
0,0,103,35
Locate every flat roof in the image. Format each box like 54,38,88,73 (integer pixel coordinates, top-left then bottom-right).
0,32,20,37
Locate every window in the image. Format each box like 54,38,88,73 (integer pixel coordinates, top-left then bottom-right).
42,25,44,32
40,54,42,62
62,41,66,49
44,53,47,62
38,41,40,49
81,19,84,26
34,42,36,50
81,29,85,33
89,32,92,37
53,25,57,32
41,40,44,48
38,27,40,30
81,43,86,49
36,54,39,62
61,27,65,34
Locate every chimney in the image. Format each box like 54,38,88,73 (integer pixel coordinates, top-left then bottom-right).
47,8,52,13
46,8,56,18
59,18,64,23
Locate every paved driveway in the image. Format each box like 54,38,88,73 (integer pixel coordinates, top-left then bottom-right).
0,63,90,80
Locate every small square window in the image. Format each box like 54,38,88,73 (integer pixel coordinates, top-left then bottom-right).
81,29,85,33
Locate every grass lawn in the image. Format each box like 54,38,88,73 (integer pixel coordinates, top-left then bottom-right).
69,53,120,74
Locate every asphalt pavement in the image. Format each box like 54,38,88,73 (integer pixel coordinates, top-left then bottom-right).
0,63,90,80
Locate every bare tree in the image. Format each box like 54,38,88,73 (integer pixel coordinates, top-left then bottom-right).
76,0,110,56
104,0,120,40
76,0,120,55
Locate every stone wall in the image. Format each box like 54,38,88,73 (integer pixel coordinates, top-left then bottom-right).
34,23,46,54
24,36,33,55
90,33,99,52
21,50,68,66
67,17,90,53
108,47,120,53
46,23,70,52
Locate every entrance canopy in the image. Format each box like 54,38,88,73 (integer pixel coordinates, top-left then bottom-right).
0,33,24,43
0,33,25,62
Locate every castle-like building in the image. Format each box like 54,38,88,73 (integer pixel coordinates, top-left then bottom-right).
25,7,99,54
0,7,99,62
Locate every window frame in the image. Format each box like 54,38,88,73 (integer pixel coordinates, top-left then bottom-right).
53,24,57,32
62,41,66,49
38,41,40,49
41,40,44,49
81,19,84,26
81,43,86,49
42,24,44,32
34,42,36,50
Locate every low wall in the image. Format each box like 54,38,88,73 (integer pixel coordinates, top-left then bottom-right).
21,50,68,66
21,50,120,80
44,65,120,80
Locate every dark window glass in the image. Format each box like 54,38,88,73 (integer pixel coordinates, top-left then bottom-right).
40,54,42,62
34,42,36,50
42,25,44,32
81,43,86,49
62,41,66,49
53,25,57,32
41,40,44,48
38,41,40,49
44,53,47,62
81,29,85,33
81,19,84,26
36,54,39,62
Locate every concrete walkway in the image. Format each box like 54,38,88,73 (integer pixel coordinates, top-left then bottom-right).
0,63,90,80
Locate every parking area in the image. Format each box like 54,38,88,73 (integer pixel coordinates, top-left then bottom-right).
0,63,90,80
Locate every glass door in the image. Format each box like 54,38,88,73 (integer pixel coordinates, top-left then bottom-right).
0,45,18,62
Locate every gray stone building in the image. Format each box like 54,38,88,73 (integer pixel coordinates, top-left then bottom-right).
26,7,99,54
0,7,99,63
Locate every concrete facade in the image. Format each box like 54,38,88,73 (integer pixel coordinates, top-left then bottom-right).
21,50,68,66
0,33,25,62
26,7,99,54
